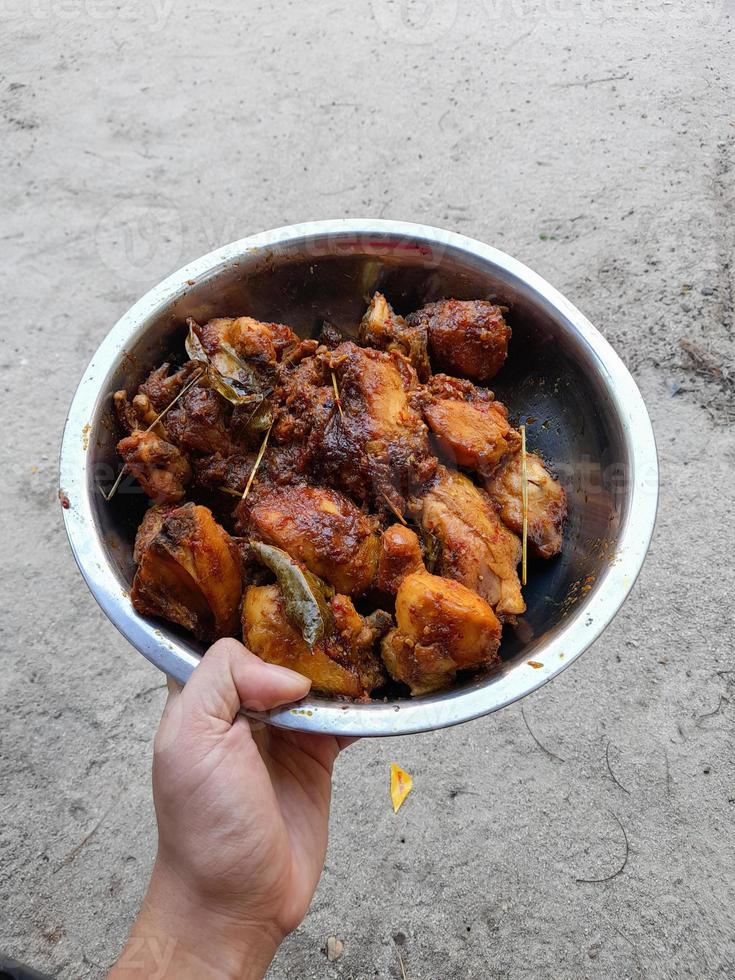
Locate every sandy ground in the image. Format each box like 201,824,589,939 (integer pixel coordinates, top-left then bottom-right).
1,1,734,978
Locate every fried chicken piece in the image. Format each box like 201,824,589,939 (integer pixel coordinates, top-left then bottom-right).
117,430,192,504
302,342,436,513
133,504,178,564
237,484,381,595
132,503,243,642
243,585,386,698
359,292,431,381
197,316,299,365
193,443,305,497
113,390,166,436
485,451,566,558
376,524,425,594
407,299,511,382
165,385,236,457
418,374,520,475
421,467,525,617
138,361,199,412
381,569,502,696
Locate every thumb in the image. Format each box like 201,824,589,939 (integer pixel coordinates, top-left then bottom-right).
180,637,312,727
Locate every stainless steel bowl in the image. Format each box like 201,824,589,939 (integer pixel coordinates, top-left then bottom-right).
59,219,658,736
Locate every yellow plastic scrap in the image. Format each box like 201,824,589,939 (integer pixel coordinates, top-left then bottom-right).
390,763,413,813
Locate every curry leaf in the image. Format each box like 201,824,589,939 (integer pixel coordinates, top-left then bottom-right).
420,527,442,574
250,542,335,649
185,319,210,363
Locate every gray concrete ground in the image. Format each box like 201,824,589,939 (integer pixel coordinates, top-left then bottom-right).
1,1,734,977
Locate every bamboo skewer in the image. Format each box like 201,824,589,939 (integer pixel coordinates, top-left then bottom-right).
520,424,528,586
102,369,204,502
241,421,273,501
381,492,408,526
331,370,344,418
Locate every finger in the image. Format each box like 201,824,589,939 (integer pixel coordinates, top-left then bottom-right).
180,638,312,729
337,736,361,752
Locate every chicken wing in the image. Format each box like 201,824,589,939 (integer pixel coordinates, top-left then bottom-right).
381,569,501,695
407,299,511,382
132,503,243,641
237,483,381,595
243,585,387,698
138,361,200,412
421,467,525,617
485,451,567,558
359,292,431,380
165,385,237,457
197,315,299,365
117,429,192,504
302,341,436,514
376,524,425,594
418,374,520,476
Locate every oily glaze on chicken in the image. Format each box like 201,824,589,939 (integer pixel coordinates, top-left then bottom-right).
417,374,520,476
243,585,387,698
296,342,437,515
115,296,566,699
237,483,381,595
132,502,242,642
407,299,511,382
117,430,192,504
381,570,502,695
421,467,525,617
485,451,567,558
359,292,431,381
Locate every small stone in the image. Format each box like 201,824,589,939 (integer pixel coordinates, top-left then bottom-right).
326,936,344,961
701,286,715,296
393,931,407,946
681,302,692,312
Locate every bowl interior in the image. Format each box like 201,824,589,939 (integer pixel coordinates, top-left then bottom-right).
74,225,642,733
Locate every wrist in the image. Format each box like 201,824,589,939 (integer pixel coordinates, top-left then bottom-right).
113,857,281,980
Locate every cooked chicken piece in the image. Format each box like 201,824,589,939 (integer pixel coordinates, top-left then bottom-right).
197,316,299,365
418,374,520,476
407,299,511,382
298,342,436,514
132,503,242,641
114,390,166,437
117,430,192,504
319,320,350,350
243,586,386,698
194,443,305,497
421,467,525,617
165,385,236,457
485,451,566,558
376,524,425,594
359,292,431,380
381,569,501,695
138,361,200,412
133,504,178,564
237,484,381,595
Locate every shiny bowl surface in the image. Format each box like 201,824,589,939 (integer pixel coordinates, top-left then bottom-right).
59,219,658,736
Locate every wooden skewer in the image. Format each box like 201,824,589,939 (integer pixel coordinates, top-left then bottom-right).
101,465,127,502
103,369,204,503
241,421,273,501
520,424,528,586
143,368,204,434
331,370,344,419
381,492,408,526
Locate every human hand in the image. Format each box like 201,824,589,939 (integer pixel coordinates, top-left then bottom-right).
110,639,351,979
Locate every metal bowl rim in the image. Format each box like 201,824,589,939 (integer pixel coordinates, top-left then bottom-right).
59,218,658,737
